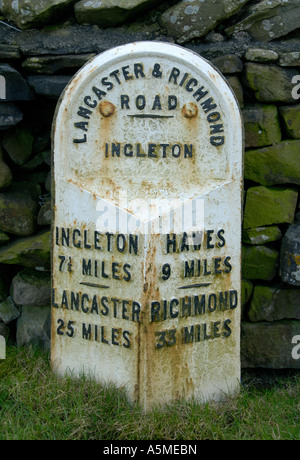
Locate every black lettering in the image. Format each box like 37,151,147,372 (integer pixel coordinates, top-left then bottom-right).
184,260,194,277
61,227,70,246
94,231,101,250
194,295,205,315
166,234,176,253
201,97,217,113
92,86,106,101
82,323,92,340
124,144,133,157
206,230,214,249
168,67,180,84
123,263,131,282
77,106,92,120
84,95,97,108
134,63,145,79
73,229,81,248
109,69,121,85
168,95,177,110
81,293,89,313
214,257,222,275
152,63,162,78
151,301,160,322
122,65,133,80
121,95,130,109
219,291,228,311
180,232,189,251
112,143,120,157
186,78,198,92
123,330,131,348
208,293,217,313
170,298,179,318
183,325,194,344
112,328,120,346
129,234,138,255
61,290,69,309
193,86,208,101
101,77,113,91
211,136,225,146
213,321,221,338
71,291,79,311
230,290,238,309
74,121,88,132
223,319,232,338
152,95,162,110
100,297,109,315
132,301,141,322
91,295,99,314
136,95,146,110
184,144,193,158
112,262,120,280
224,256,232,273
217,229,226,247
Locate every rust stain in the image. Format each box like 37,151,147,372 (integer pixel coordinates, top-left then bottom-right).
182,102,198,119
99,101,116,118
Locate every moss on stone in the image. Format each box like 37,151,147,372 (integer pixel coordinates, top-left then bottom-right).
244,140,300,186
0,230,51,270
242,245,279,280
243,186,298,229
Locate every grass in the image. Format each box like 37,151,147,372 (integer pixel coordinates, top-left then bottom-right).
0,345,299,440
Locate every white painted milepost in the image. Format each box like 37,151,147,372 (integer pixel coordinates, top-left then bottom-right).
51,42,243,410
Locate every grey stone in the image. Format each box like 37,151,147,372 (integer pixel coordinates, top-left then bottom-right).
241,321,300,369
0,103,23,129
0,296,20,324
27,75,72,99
0,230,51,270
22,54,96,75
279,104,300,139
243,62,298,103
16,24,167,56
279,52,300,67
280,224,300,286
242,104,281,148
243,186,298,229
2,125,34,166
226,76,244,108
248,285,300,322
0,161,12,190
75,0,162,27
0,231,10,245
1,0,77,30
242,245,279,281
211,54,243,74
0,322,10,340
159,0,250,44
226,0,300,42
37,200,52,227
0,190,38,236
0,44,20,59
16,305,51,349
244,140,300,186
244,48,278,63
242,226,282,245
0,63,34,101
11,268,51,307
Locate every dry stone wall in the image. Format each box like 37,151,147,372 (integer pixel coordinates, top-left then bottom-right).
0,0,299,370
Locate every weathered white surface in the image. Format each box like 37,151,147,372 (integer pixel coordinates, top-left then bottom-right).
51,42,243,410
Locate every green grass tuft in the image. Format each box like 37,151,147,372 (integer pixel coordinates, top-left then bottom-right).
0,346,299,440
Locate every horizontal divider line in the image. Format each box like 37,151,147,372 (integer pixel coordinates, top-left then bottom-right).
127,114,174,119
80,282,110,289
178,283,211,290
